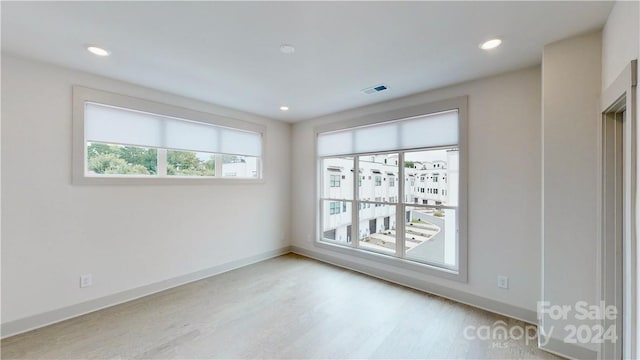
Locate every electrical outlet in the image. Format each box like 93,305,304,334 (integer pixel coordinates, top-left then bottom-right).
497,275,509,289
80,273,93,288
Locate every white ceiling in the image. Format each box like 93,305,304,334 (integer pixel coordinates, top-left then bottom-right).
2,1,613,122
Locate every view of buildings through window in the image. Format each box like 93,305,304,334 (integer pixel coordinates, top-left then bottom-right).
320,148,459,269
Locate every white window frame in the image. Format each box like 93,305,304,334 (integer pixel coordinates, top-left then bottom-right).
72,86,266,185
314,96,468,282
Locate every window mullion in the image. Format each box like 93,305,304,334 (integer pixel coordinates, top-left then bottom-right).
157,148,167,176
215,154,223,177
352,156,359,249
397,152,405,258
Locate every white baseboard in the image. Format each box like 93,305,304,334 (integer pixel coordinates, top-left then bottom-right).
291,245,538,324
1,246,292,339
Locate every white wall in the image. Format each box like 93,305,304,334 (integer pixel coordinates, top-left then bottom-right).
541,31,602,355
602,0,639,90
291,66,542,314
1,55,291,325
602,1,640,353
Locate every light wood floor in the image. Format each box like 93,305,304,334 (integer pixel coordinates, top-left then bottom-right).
1,254,560,359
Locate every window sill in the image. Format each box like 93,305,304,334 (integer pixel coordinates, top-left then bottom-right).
72,175,265,186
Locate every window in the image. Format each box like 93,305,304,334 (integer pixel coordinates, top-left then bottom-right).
330,174,341,187
329,201,341,215
316,97,467,280
73,86,264,184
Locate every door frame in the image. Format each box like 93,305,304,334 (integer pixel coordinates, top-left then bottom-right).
598,60,637,360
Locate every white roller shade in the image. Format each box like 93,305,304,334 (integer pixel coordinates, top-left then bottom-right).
317,130,352,157
164,118,219,153
220,128,262,158
354,121,399,153
399,110,458,149
84,102,163,149
84,102,262,157
317,110,458,157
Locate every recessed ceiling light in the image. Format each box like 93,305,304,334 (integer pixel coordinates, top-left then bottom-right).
479,38,502,50
280,106,290,111
87,46,111,56
279,44,295,54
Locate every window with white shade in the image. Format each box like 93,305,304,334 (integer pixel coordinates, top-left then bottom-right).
317,110,458,157
316,97,467,281
73,86,264,184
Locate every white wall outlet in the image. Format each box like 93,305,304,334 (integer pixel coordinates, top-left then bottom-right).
80,273,93,288
497,275,509,289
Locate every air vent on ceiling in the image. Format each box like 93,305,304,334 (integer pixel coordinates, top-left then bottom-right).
361,84,389,95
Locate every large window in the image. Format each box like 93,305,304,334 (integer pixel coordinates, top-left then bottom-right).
73,86,264,184
316,97,467,280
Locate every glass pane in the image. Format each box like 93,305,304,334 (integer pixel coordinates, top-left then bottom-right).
358,153,399,202
404,148,459,206
221,154,259,178
321,200,352,244
87,142,156,176
404,206,457,269
358,202,396,255
322,157,354,200
167,150,216,177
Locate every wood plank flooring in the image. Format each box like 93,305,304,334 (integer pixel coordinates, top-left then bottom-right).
1,254,561,359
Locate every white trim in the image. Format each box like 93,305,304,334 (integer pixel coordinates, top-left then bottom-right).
597,60,637,360
1,246,291,339
72,86,266,185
